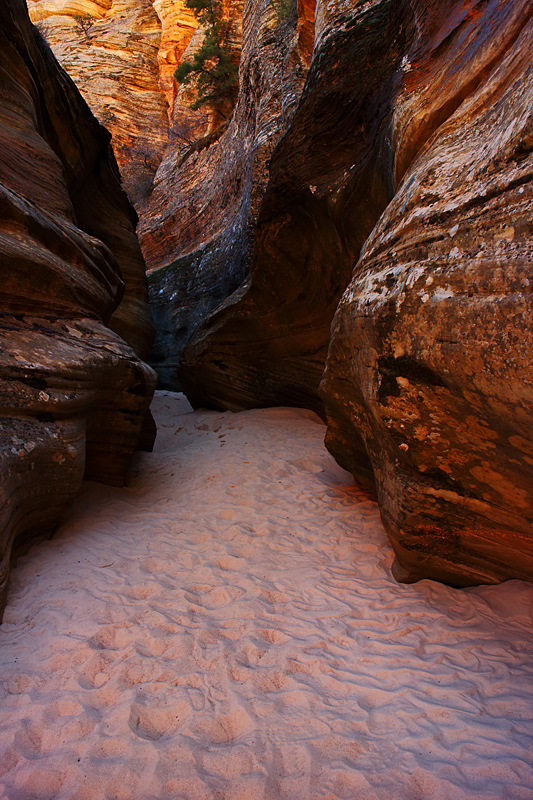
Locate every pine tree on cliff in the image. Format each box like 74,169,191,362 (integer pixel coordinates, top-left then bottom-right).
174,0,237,117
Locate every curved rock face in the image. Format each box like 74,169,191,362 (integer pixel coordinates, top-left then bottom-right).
144,0,310,391
321,0,533,585
176,0,533,585
178,0,408,412
0,0,156,618
27,0,170,210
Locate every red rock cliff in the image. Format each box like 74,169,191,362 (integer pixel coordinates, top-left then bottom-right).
171,0,533,585
26,0,533,587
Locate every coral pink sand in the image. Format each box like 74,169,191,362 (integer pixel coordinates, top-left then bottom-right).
0,392,532,800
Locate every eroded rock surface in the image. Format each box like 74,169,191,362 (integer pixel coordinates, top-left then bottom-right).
27,0,171,209
143,0,315,392
321,0,533,585
174,0,533,584
0,0,156,618
178,0,406,412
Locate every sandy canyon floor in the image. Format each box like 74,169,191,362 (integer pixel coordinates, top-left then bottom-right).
0,392,532,800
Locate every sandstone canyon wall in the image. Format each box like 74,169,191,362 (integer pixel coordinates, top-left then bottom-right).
178,0,405,412
27,0,173,209
23,0,533,587
151,0,533,585
0,0,156,619
321,0,533,586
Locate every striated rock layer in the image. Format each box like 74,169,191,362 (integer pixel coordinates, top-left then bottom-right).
178,0,407,412
321,0,533,586
27,0,171,209
0,0,156,618
144,0,312,391
174,0,533,585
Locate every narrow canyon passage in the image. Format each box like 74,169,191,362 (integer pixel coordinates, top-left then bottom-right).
0,394,532,800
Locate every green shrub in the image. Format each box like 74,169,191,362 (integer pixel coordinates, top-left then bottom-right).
174,0,238,116
73,13,95,39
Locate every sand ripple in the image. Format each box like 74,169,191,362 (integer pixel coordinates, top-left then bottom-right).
0,392,532,799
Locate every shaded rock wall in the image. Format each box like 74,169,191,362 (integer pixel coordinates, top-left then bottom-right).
178,0,407,412
0,0,156,618
144,0,308,390
164,0,533,585
322,0,533,586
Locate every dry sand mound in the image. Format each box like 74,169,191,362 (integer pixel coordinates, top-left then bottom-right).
0,392,532,799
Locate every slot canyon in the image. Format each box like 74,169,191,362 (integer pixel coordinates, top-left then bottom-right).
0,0,532,797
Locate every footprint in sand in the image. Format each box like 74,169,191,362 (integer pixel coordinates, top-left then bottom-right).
10,767,63,800
195,707,255,745
13,720,58,758
48,700,83,718
261,588,291,605
237,643,266,667
0,747,21,778
186,585,245,609
135,631,170,658
123,585,156,601
54,714,97,744
89,623,135,651
218,525,244,541
118,657,158,689
279,690,310,708
216,555,246,571
2,673,35,695
258,628,291,644
141,556,169,574
42,702,97,744
253,670,292,693
78,653,113,689
202,745,256,778
128,689,192,740
90,737,132,759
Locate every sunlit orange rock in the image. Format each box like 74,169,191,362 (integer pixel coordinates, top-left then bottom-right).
0,0,156,618
152,0,198,112
27,0,170,209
